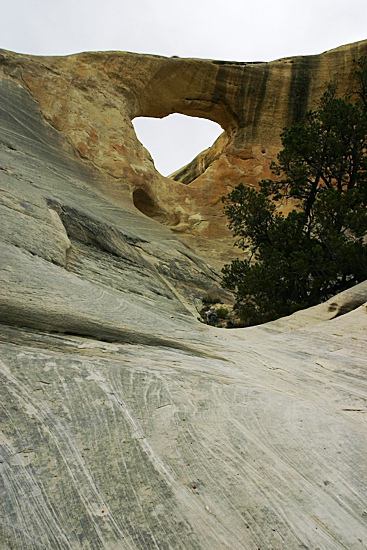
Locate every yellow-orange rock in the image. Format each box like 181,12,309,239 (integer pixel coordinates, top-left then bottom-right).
1,40,367,268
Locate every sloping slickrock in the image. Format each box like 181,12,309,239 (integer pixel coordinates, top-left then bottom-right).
2,40,367,267
1,45,367,549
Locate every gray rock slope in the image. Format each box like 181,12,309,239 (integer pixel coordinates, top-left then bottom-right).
1,75,367,549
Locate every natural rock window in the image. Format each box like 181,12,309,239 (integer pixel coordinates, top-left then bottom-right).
132,113,222,177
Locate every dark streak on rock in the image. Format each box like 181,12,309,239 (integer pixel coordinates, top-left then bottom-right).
243,65,270,136
288,56,318,125
332,298,366,318
211,65,240,127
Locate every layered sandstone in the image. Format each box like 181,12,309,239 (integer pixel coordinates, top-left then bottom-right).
1,42,367,549
2,40,367,267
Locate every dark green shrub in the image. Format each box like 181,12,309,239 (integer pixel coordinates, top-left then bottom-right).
215,306,229,320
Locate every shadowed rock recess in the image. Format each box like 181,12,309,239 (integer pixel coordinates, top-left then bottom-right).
1,42,367,549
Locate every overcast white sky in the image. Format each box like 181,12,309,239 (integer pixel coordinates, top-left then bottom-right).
2,0,367,175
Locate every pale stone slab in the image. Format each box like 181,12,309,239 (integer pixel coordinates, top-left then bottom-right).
1,50,367,549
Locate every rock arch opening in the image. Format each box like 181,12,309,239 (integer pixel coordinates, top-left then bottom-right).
132,113,222,178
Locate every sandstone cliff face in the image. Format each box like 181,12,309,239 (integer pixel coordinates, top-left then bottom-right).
1,43,367,550
2,40,367,267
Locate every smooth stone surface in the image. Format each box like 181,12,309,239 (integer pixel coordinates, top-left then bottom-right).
1,50,367,549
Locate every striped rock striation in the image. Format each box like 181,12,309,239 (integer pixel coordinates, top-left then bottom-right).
1,41,367,549
1,39,367,266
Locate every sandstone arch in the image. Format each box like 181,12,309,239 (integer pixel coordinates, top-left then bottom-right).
1,43,367,550
2,40,367,268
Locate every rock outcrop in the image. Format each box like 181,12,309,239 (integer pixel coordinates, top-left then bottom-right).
1,42,367,549
2,39,367,267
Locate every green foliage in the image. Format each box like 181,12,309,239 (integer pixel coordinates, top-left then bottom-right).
215,306,229,320
202,293,221,304
222,57,367,327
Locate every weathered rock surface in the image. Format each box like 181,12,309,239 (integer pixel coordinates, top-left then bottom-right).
1,43,367,549
2,40,367,266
